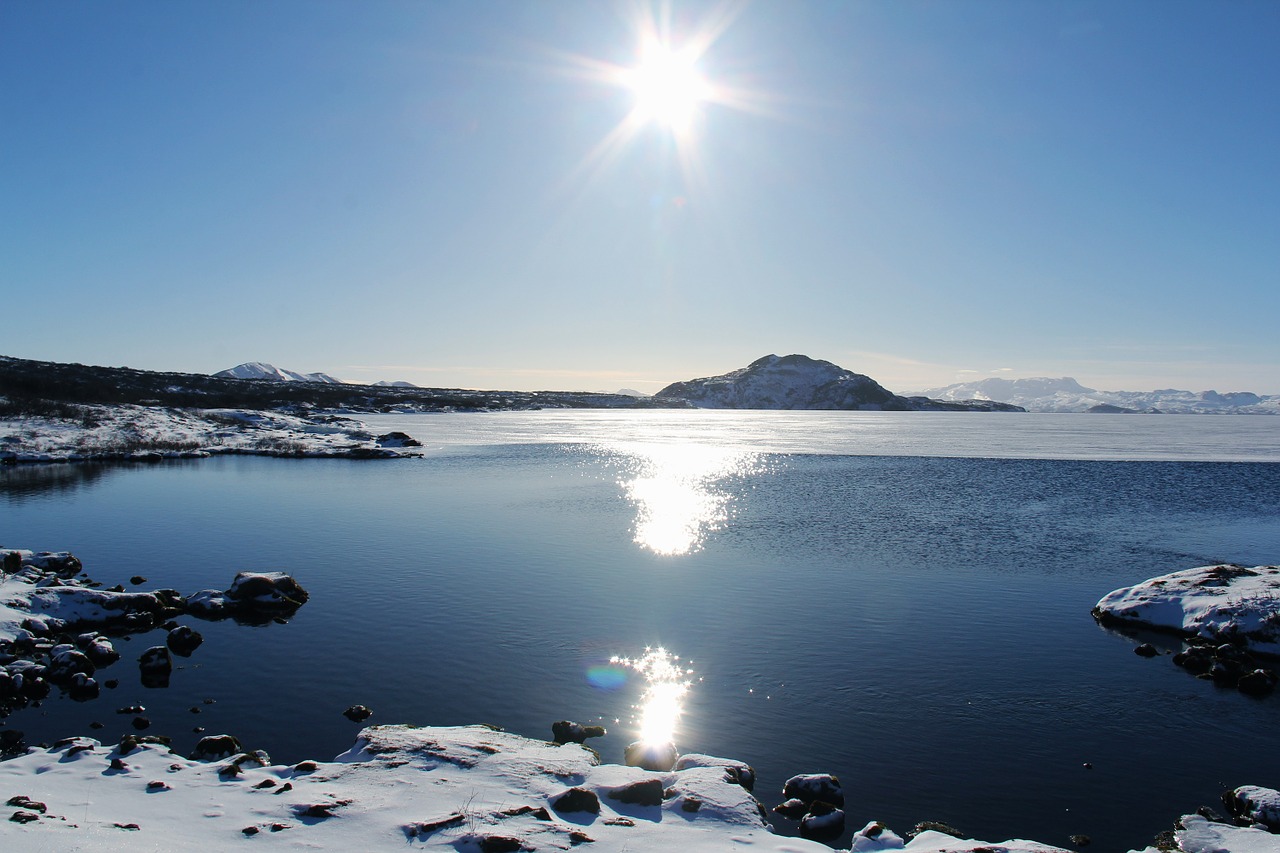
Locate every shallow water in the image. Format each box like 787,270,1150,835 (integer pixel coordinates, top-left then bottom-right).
3,411,1280,849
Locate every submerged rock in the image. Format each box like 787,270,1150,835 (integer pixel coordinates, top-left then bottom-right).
343,705,373,723
166,626,203,657
138,646,172,688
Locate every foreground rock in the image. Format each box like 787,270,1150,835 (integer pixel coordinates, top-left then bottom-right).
0,724,814,851
0,723,1274,851
1093,564,1280,656
654,354,1024,412
0,548,308,716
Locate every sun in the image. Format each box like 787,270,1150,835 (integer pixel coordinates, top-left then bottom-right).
621,38,712,134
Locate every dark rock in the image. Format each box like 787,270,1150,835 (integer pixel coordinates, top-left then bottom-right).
478,836,525,853
681,797,702,812
166,626,203,657
568,830,594,845
132,716,151,730
911,820,966,839
799,800,845,841
623,740,678,772
9,811,40,824
405,814,465,838
242,826,260,836
104,679,119,689
114,823,141,830
553,787,601,814
68,673,100,701
117,704,146,715
81,635,120,666
607,779,664,807
1071,835,1091,846
294,760,318,773
375,431,422,448
139,646,172,688
6,796,46,813
552,720,607,744
343,705,373,722
783,773,844,807
293,800,349,820
603,817,635,827
146,780,169,791
1134,643,1159,658
192,734,242,760
130,576,147,586
255,779,278,789
0,730,25,755
1173,650,1213,675
1237,668,1278,697
47,644,95,680
773,798,809,819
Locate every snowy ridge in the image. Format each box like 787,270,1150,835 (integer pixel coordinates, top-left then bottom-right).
916,377,1280,414
214,362,343,384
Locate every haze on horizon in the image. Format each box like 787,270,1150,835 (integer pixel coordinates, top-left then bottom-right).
2,1,1277,395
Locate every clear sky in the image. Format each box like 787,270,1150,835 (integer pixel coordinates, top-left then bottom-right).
3,0,1278,394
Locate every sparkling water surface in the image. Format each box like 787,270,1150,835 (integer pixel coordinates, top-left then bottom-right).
3,411,1280,849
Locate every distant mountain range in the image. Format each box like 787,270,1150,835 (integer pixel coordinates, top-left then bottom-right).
655,354,1023,411
914,376,1280,414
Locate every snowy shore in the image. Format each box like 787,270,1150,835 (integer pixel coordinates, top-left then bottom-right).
2,551,1279,849
0,404,422,463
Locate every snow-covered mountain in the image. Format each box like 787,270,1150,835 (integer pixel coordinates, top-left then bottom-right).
916,377,1280,414
214,362,343,384
373,380,418,388
656,354,1022,411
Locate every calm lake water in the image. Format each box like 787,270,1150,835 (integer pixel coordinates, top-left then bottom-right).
3,411,1280,849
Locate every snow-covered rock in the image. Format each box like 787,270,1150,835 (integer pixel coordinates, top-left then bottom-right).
1224,785,1280,831
214,362,343,384
0,404,421,462
0,724,825,852
656,355,1022,411
916,377,1280,414
1126,814,1280,853
1093,564,1280,655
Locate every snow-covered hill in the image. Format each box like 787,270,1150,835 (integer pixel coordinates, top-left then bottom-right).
916,377,1280,414
656,355,1022,411
215,362,343,384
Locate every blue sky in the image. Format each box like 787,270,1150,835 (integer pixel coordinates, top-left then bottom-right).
3,0,1277,393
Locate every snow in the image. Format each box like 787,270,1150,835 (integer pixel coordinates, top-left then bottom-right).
213,362,343,384
1093,564,1280,654
0,724,832,852
14,723,1266,852
0,405,421,462
915,377,1280,414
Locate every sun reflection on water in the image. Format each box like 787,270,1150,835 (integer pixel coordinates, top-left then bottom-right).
613,443,762,556
612,647,693,748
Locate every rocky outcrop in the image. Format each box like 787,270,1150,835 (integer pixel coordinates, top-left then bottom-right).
655,355,1023,411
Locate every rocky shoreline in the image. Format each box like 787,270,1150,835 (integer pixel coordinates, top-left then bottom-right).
0,404,424,464
1,549,1278,849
